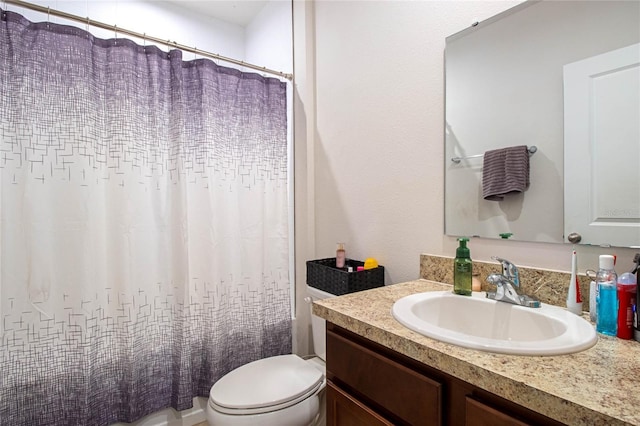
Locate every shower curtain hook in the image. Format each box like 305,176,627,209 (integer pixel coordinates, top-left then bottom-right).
46,6,50,27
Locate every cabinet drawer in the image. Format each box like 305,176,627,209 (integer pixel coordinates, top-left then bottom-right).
465,397,530,426
327,381,394,426
327,329,442,425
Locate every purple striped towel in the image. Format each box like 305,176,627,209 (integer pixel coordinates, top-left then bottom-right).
482,145,530,201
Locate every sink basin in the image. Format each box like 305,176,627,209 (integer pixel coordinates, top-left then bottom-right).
391,291,597,356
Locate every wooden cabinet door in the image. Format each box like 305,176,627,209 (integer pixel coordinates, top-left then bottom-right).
326,329,442,425
327,381,394,426
465,397,530,426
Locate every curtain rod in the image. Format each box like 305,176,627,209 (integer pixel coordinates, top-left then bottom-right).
3,0,293,81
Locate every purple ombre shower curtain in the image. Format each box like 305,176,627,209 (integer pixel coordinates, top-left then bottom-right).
0,9,291,426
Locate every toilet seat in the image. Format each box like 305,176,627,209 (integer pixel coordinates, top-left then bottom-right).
209,354,324,415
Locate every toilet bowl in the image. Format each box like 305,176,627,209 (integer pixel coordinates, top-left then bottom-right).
206,285,334,426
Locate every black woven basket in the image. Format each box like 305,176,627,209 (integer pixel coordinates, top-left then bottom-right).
306,258,385,296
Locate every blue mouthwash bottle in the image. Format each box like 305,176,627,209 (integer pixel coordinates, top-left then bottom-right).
596,255,618,336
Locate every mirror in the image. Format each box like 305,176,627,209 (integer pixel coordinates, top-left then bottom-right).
444,0,640,247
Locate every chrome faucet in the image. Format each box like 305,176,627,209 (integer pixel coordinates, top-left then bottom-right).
493,256,520,287
486,257,541,308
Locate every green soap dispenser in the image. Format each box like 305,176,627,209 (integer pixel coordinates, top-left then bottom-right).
454,238,472,296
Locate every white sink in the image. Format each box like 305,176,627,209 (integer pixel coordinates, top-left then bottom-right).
391,291,597,356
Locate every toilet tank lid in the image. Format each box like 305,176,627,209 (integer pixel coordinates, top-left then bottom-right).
210,354,324,411
307,285,337,300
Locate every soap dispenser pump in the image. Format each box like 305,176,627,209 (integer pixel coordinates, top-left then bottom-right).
454,238,472,296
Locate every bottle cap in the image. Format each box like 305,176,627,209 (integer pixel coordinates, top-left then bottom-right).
364,258,378,270
618,272,637,285
599,254,615,270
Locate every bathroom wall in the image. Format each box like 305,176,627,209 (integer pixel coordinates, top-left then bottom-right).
245,0,293,75
292,0,639,293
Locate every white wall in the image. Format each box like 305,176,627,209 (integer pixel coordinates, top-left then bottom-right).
246,0,293,74
293,0,639,289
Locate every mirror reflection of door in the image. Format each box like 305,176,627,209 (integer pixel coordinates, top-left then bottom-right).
563,43,640,248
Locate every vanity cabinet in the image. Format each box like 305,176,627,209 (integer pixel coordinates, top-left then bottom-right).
326,381,393,426
326,323,563,426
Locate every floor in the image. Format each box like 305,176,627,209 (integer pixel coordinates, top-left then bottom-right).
193,422,209,426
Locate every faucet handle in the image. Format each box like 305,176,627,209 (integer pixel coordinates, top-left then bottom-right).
491,256,520,287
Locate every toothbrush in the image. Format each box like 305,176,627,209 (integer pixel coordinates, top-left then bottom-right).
566,249,583,315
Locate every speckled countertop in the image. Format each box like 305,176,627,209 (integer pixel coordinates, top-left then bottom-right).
313,280,640,426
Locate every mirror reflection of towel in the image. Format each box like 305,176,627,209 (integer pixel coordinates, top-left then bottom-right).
482,145,530,201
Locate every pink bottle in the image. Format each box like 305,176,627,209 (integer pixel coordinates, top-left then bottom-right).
336,243,346,269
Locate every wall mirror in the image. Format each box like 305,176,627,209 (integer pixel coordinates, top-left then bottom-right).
444,0,640,248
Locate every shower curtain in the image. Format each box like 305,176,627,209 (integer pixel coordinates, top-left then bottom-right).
0,9,291,426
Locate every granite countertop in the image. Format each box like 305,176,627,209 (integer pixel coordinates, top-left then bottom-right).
312,280,640,426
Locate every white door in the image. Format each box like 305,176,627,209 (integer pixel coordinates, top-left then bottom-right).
564,43,640,248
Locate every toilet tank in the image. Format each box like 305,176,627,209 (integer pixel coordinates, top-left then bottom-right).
306,285,336,361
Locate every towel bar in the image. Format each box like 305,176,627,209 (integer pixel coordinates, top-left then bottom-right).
451,145,537,164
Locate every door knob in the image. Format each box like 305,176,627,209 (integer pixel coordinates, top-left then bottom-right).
568,233,582,244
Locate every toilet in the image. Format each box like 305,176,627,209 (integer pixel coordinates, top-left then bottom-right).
206,285,334,426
